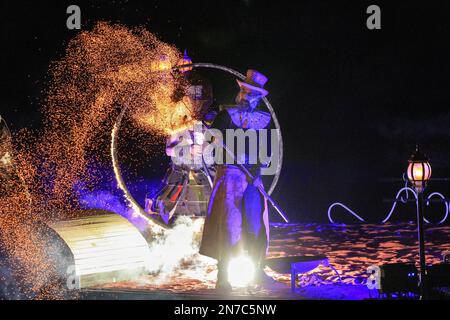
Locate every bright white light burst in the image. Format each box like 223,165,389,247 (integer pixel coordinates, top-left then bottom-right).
227,255,255,288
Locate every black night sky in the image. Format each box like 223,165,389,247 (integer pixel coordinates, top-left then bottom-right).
1,0,449,223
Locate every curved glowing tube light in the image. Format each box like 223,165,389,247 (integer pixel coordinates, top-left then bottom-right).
327,203,366,224
426,192,449,225
380,187,418,223
327,186,449,225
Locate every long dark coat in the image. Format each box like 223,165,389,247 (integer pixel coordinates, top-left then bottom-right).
199,165,270,261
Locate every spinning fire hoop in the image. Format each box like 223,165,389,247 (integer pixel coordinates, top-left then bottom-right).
111,63,284,228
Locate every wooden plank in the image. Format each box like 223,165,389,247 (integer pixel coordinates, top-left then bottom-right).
63,235,145,249
51,214,126,223
73,248,151,261
74,250,150,260
54,224,137,233
50,218,126,229
57,234,141,245
47,212,152,288
53,223,136,234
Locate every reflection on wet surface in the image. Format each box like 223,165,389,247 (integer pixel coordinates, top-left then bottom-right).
98,222,449,298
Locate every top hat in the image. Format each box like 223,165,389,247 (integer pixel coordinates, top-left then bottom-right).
237,69,269,97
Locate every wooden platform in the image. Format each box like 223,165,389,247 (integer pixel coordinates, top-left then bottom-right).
47,212,151,289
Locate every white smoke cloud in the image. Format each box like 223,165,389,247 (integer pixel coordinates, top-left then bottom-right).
144,216,216,284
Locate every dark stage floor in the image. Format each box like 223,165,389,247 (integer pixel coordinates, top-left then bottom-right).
87,222,449,300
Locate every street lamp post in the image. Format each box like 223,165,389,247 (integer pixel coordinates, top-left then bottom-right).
407,145,432,300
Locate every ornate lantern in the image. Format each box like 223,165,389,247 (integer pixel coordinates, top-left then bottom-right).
177,49,193,73
407,145,432,193
407,145,432,299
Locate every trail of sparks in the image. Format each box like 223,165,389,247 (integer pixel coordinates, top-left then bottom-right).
0,22,195,298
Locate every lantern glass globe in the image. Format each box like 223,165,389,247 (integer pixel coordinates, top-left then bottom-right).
407,145,432,192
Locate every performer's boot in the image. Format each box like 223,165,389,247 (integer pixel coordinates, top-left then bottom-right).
215,259,232,293
251,246,275,288
254,265,275,286
246,260,270,294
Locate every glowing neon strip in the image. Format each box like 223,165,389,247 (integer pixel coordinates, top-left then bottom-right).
327,186,449,225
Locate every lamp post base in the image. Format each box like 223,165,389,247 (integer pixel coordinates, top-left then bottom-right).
417,191,428,300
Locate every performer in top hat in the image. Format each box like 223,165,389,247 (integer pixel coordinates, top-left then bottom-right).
199,69,274,291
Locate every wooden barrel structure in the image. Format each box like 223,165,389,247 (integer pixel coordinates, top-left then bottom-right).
46,210,151,289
